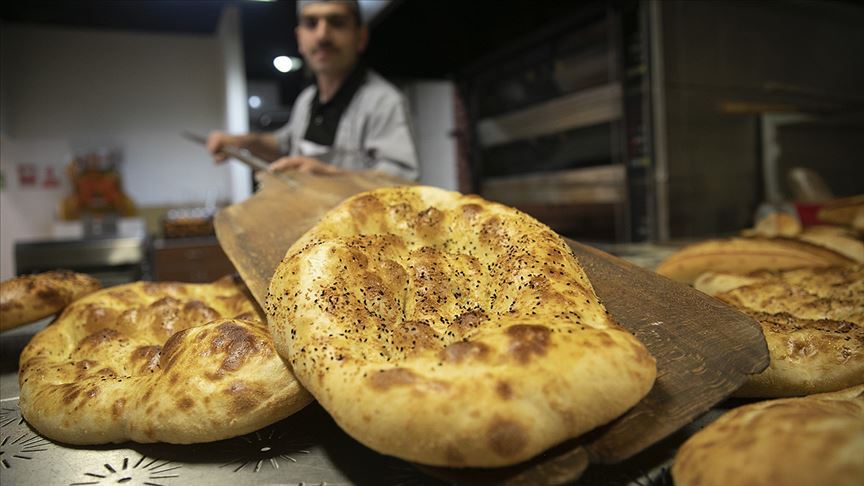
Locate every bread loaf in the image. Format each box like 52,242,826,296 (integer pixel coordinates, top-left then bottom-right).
1,270,101,331
672,385,864,486
656,238,854,284
267,186,656,467
19,276,312,444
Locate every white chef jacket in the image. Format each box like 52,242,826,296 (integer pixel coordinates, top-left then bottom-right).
273,69,420,181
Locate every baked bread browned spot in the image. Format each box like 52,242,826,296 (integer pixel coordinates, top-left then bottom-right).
672,385,864,486
266,186,656,467
19,276,311,445
701,266,864,397
732,311,863,397
1,270,101,331
656,237,855,284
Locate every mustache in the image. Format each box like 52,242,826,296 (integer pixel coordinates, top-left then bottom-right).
311,41,338,54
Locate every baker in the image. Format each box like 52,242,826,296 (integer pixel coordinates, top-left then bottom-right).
207,0,420,181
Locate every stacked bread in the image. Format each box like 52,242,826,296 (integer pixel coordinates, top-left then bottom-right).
697,265,863,397
657,212,863,398
656,213,862,285
659,208,864,485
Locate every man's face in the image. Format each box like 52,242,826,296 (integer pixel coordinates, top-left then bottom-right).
296,2,368,77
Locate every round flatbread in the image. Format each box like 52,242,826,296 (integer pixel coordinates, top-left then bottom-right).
672,385,864,486
699,266,864,397
733,311,863,397
1,270,101,331
19,276,312,445
266,186,656,467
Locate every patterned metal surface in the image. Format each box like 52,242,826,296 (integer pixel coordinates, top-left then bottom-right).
0,396,443,486
0,319,442,485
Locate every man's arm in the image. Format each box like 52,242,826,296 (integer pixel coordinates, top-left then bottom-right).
269,156,345,175
206,131,282,163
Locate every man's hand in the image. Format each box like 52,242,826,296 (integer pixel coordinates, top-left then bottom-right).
206,131,240,163
206,131,281,163
269,156,345,175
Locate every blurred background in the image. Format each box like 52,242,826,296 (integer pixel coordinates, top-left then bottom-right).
1,0,862,283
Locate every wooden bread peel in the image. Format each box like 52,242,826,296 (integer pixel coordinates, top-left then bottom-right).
214,172,769,483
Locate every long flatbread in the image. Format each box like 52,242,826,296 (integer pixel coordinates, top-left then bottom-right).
266,186,656,467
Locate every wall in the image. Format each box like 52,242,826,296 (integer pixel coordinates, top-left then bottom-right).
0,24,227,280
218,6,252,204
406,81,458,190
657,0,864,238
776,117,864,199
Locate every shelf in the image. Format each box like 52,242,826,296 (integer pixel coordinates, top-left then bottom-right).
476,83,622,148
481,164,626,206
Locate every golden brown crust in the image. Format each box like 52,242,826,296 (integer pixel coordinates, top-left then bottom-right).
733,311,864,397
797,229,864,263
702,266,864,397
738,214,864,262
266,186,656,467
18,276,312,445
693,272,761,296
818,195,864,226
741,212,802,238
1,270,101,331
656,238,855,284
672,385,864,486
716,266,864,324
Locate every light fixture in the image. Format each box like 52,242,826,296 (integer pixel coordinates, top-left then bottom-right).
273,56,302,73
248,95,262,109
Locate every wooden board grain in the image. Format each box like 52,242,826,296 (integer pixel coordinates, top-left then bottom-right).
214,174,769,480
568,239,768,463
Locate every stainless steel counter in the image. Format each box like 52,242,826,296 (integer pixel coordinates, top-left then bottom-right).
14,237,147,287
